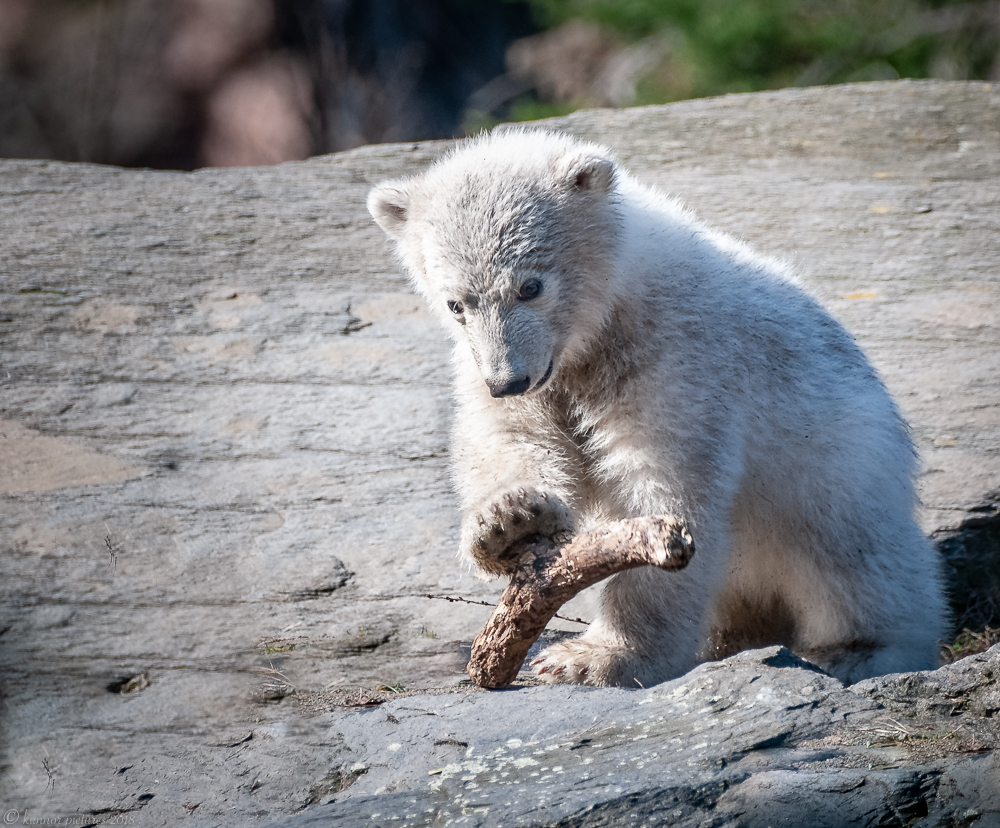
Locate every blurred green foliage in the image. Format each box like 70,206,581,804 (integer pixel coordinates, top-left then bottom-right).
509,0,999,118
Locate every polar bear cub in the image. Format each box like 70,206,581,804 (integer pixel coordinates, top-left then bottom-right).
368,127,947,686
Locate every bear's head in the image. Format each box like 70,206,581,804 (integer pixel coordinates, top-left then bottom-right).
368,128,622,398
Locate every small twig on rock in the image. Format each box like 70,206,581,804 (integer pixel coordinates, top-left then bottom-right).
467,515,694,689
42,748,56,792
422,593,590,625
104,522,120,572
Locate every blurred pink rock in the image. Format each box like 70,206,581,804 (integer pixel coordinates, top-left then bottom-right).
0,0,32,60
201,53,313,167
164,0,274,92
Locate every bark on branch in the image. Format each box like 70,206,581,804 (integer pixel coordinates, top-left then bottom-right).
467,515,694,689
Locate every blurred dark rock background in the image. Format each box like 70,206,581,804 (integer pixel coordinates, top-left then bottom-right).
0,0,998,169
0,0,535,168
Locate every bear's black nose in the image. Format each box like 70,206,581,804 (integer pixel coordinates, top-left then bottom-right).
488,375,531,398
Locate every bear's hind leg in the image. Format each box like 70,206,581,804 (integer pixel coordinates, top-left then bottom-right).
798,639,936,685
780,522,947,685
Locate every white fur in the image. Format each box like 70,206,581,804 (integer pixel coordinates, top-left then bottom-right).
368,128,948,686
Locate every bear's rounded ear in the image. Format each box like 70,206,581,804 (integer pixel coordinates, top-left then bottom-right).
559,150,615,195
367,182,411,238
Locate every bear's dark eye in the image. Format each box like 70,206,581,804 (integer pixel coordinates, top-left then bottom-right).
518,279,543,301
447,299,464,315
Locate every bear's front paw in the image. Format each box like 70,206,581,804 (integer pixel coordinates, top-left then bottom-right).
461,488,573,576
531,637,639,687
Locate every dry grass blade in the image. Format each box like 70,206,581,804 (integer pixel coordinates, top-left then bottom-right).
942,626,1000,663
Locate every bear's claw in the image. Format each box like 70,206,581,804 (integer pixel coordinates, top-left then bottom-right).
531,637,637,686
461,487,573,576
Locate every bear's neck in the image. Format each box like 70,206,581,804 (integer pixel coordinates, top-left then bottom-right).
555,296,651,407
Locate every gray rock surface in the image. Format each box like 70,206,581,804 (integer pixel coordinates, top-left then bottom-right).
283,646,1000,828
1,80,998,825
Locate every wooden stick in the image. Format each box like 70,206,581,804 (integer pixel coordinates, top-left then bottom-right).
467,515,694,689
